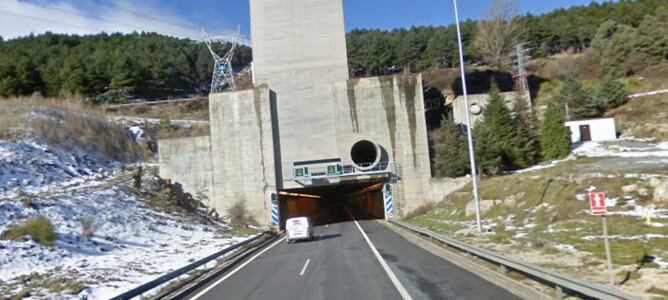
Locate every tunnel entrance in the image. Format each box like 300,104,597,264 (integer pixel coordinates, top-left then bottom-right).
278,181,386,229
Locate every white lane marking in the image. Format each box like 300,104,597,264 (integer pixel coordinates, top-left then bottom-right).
190,236,286,300
346,209,413,300
326,224,329,228
299,258,311,276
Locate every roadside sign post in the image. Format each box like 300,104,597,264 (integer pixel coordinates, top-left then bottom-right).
601,215,614,285
589,192,614,285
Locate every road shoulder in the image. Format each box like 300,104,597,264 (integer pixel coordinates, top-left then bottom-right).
381,220,551,300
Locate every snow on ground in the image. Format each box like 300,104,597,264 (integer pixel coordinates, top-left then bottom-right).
512,156,575,174
512,140,668,174
581,234,668,240
0,141,118,198
0,140,247,299
574,141,668,158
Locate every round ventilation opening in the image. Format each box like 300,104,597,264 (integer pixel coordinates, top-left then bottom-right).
350,140,381,170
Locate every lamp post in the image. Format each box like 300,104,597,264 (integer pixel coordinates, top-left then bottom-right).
452,0,483,232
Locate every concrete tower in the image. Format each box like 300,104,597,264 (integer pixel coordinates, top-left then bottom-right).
250,0,350,187
158,0,462,227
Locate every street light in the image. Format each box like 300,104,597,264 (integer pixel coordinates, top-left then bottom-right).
452,0,483,232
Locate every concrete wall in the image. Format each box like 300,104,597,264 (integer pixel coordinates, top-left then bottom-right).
157,136,214,205
208,86,279,225
453,91,529,127
332,74,432,216
427,177,471,203
565,118,617,143
250,0,350,186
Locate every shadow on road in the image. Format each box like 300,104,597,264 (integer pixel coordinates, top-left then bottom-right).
314,234,341,241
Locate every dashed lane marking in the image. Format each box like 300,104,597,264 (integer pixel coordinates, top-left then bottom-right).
190,236,286,300
299,259,311,276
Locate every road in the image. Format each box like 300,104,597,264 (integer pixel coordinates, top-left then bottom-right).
186,212,520,300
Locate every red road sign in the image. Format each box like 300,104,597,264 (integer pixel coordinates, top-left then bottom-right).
589,192,607,215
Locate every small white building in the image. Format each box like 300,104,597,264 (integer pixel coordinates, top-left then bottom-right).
565,117,617,143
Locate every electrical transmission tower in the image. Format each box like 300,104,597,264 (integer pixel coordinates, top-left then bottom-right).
202,26,242,93
511,42,531,94
511,42,533,108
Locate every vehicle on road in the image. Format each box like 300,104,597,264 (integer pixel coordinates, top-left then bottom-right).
286,217,314,243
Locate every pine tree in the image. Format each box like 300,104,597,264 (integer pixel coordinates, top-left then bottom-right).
511,91,540,168
432,116,470,177
637,13,668,64
600,24,644,76
474,84,520,174
395,30,425,73
594,75,628,110
556,77,600,119
540,101,571,161
420,29,455,69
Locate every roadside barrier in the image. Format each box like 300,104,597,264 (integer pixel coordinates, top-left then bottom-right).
110,232,271,300
389,220,635,300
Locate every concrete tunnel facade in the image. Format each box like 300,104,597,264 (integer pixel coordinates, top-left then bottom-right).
157,0,466,227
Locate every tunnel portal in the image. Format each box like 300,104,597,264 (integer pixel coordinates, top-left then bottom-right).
278,181,386,228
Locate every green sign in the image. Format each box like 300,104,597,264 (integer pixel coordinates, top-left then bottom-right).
295,168,304,177
327,165,337,175
271,193,278,205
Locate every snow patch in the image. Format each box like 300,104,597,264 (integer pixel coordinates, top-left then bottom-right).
511,156,575,174
574,141,668,158
0,140,247,299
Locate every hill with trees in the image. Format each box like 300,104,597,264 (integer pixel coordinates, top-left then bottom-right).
2,0,667,103
0,32,251,103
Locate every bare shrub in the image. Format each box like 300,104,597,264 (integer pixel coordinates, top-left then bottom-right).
80,216,97,239
32,109,146,162
404,202,434,219
227,199,250,227
473,0,523,69
0,95,148,162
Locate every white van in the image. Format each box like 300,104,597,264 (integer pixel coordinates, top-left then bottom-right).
286,217,314,243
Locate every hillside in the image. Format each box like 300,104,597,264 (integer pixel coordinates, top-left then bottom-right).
0,32,252,103
409,139,668,298
2,0,666,104
0,102,253,299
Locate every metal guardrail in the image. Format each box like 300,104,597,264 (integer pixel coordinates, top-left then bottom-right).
110,232,270,300
103,97,207,109
389,220,635,300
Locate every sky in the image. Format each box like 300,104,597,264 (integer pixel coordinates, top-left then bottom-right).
0,0,604,41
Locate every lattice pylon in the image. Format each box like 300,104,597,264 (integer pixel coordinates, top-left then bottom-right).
202,26,242,93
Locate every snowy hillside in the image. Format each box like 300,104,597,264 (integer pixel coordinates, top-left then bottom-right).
0,140,247,299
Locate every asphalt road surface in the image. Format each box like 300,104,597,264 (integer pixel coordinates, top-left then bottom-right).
186,212,520,300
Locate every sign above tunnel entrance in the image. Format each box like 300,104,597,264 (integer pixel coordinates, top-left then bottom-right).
292,158,395,181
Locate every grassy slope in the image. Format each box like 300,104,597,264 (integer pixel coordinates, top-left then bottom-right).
409,154,668,296
531,53,668,140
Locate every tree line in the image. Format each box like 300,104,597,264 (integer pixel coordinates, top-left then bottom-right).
1,0,666,102
0,32,252,103
347,0,668,76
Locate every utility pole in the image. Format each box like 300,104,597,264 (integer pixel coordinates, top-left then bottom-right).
453,0,483,233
